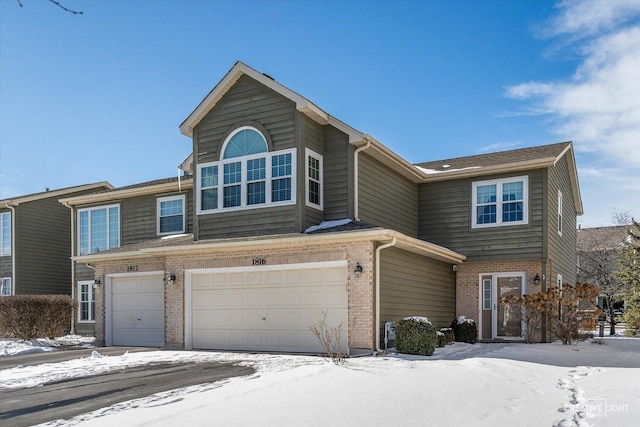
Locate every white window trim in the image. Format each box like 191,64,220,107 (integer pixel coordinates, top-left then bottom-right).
157,194,186,236
471,175,529,229
77,203,120,255
305,148,323,210
196,148,297,215
557,274,563,288
557,190,563,236
77,280,95,323
0,212,11,257
1,277,12,296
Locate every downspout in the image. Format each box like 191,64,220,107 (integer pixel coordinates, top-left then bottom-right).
353,140,371,221
62,201,76,334
375,237,396,351
3,203,17,295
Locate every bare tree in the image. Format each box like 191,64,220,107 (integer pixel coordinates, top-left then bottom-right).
577,213,632,334
16,0,83,15
616,218,640,335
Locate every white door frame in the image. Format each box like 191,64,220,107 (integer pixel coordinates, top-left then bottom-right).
105,271,164,346
478,272,526,340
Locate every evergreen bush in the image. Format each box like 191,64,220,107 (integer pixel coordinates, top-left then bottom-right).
395,316,437,356
437,328,455,347
451,316,477,344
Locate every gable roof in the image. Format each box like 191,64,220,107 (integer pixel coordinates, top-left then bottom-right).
59,176,193,207
1,182,114,207
416,141,583,215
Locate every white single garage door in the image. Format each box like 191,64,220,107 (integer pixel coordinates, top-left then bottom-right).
188,261,348,353
109,275,164,347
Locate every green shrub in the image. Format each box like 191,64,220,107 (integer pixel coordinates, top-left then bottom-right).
437,328,455,347
395,316,437,356
0,295,74,340
451,316,477,344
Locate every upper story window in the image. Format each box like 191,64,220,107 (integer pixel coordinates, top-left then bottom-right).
157,195,185,235
0,277,11,296
557,190,563,236
197,127,296,214
306,148,323,209
0,212,11,256
472,176,528,229
78,204,120,255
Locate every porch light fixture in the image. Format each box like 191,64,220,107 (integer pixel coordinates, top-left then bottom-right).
533,274,540,286
92,279,101,289
165,273,176,286
354,263,363,279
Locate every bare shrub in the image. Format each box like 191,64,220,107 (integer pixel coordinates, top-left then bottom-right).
310,310,347,364
0,295,74,340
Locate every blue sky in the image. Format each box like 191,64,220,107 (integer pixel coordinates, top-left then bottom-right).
1,0,638,227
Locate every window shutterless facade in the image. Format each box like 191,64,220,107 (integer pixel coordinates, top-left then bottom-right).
0,212,11,256
196,127,296,214
157,195,186,235
471,176,528,228
77,280,95,322
305,148,323,209
78,204,120,255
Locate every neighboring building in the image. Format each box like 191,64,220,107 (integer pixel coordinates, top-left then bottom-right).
0,183,113,298
68,62,582,351
59,176,194,335
577,225,629,311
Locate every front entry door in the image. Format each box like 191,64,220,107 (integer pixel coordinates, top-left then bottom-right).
490,273,525,339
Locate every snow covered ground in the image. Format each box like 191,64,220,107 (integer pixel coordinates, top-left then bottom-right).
1,336,639,427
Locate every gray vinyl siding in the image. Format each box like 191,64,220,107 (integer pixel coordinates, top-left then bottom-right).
121,192,193,246
547,156,578,285
418,170,545,261
359,154,418,237
302,115,324,230
379,247,456,333
323,126,353,221
194,75,299,239
13,198,72,295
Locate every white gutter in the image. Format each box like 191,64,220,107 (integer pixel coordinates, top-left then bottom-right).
375,237,396,351
3,203,16,295
353,140,371,221
62,201,76,334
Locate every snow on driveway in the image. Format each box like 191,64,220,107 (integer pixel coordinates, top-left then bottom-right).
1,336,639,427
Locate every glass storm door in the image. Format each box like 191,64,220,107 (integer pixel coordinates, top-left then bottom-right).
493,275,524,338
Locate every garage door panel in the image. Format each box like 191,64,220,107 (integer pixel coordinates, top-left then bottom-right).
190,264,348,353
110,275,164,347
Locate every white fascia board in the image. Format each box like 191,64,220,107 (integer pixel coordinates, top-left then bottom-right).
59,180,193,206
3,182,114,206
420,158,557,182
555,142,583,215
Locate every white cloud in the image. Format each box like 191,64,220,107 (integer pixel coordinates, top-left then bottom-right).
507,1,640,225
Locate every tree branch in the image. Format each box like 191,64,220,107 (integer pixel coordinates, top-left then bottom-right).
48,0,83,15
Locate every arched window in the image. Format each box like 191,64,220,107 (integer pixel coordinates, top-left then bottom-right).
222,127,268,159
197,126,296,213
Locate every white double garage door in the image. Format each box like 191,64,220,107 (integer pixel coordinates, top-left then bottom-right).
107,261,348,353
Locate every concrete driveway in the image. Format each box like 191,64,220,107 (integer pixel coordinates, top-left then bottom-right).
0,347,255,427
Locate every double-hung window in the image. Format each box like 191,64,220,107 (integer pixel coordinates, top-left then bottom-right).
197,127,296,214
306,148,323,209
0,212,11,256
0,277,11,296
157,195,186,235
78,204,120,255
557,190,563,236
77,280,95,322
472,176,528,228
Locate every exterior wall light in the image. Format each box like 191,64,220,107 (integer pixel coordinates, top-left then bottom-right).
354,263,363,279
165,273,176,286
533,274,540,286
92,279,101,289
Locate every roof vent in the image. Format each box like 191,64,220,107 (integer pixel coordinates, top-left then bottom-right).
442,164,451,169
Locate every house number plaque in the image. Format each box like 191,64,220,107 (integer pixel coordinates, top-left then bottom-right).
127,265,139,272
252,258,266,266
